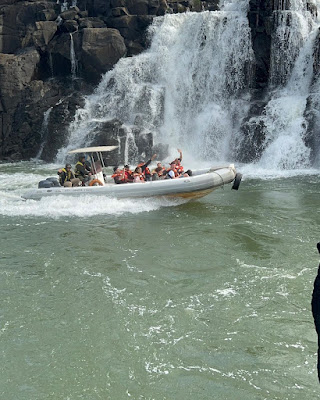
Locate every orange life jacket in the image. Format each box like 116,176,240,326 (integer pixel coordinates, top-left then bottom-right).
176,164,184,174
125,170,133,181
144,167,151,176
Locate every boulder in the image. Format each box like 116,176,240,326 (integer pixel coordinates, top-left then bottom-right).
60,19,79,33
60,9,78,21
78,17,106,29
81,28,126,83
0,47,40,103
33,21,57,49
126,0,159,15
112,7,130,17
107,15,153,41
36,8,58,21
158,0,168,15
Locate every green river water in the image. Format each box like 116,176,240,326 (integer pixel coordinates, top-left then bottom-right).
0,162,319,399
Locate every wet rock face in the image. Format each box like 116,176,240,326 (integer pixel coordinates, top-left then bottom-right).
81,28,127,83
248,0,272,90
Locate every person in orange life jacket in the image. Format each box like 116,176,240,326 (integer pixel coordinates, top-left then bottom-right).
166,161,179,179
137,153,157,181
171,148,184,174
111,167,126,184
124,165,134,182
133,166,145,182
175,158,184,174
58,164,80,187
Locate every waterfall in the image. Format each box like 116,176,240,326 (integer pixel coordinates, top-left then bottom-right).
56,0,320,170
35,107,53,160
249,0,320,170
56,4,254,163
70,33,78,80
124,128,139,165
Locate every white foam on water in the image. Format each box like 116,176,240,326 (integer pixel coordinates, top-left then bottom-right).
0,162,187,218
240,164,320,180
0,194,186,218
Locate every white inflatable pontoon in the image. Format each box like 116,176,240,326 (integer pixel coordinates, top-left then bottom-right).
22,147,242,201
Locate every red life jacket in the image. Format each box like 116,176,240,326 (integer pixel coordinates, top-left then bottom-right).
176,165,184,174
144,167,151,177
124,170,133,182
111,172,125,182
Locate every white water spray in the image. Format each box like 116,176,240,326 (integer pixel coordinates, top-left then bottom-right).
57,6,254,164
246,0,320,170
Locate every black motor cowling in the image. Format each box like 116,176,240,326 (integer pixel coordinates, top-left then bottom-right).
38,180,54,189
46,177,60,187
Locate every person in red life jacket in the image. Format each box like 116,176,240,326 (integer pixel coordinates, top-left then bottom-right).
133,166,145,182
171,148,184,175
111,167,126,184
152,162,166,180
137,153,157,181
175,158,184,175
124,165,134,182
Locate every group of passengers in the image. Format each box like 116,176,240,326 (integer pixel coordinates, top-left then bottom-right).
58,150,192,187
58,154,91,187
111,149,192,184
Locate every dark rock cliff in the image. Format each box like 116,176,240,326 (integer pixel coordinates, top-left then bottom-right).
0,0,221,161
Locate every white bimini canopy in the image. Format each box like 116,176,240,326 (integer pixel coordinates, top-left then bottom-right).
68,146,118,154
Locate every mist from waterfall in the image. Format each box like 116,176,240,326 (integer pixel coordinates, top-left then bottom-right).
56,2,254,164
251,0,320,170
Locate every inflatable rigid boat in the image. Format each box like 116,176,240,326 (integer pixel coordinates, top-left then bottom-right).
22,165,241,201
22,147,242,201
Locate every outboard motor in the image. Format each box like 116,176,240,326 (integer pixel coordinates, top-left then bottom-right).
232,173,242,190
38,180,54,189
46,177,60,187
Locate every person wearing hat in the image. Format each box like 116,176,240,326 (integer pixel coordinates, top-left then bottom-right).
74,155,91,185
57,164,80,187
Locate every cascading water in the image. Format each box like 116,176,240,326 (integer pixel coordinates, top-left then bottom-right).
56,0,320,171
56,1,254,164
35,107,53,160
70,33,78,80
250,0,320,170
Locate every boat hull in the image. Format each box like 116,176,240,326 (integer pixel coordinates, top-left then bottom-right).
22,166,237,201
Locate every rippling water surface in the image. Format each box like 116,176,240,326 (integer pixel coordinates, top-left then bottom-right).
0,162,319,399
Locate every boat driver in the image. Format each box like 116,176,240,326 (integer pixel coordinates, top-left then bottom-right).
75,155,91,185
